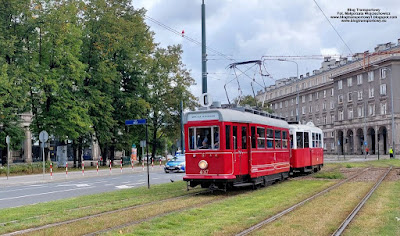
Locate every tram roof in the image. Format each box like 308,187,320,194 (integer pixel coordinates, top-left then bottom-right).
184,108,289,129
289,122,323,133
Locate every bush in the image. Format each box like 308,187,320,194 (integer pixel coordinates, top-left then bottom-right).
346,164,353,168
0,161,57,176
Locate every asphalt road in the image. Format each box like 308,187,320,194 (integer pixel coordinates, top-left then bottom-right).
0,169,185,209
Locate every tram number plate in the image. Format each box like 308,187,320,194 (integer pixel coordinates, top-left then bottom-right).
200,169,209,174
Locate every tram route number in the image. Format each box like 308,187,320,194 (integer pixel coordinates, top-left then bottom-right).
200,169,209,174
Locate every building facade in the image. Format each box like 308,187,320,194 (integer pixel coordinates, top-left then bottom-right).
257,39,400,155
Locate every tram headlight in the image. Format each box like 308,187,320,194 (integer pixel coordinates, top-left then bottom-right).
198,160,208,170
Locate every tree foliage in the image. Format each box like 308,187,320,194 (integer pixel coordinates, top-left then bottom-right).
0,0,197,162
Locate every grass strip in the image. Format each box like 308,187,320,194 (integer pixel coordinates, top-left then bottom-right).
252,182,373,236
344,181,400,235
0,181,201,234
325,159,400,168
313,171,344,179
24,193,224,236
106,180,334,235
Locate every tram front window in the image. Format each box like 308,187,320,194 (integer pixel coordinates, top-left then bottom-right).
189,127,220,150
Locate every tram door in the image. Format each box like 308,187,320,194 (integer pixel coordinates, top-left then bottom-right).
236,124,249,176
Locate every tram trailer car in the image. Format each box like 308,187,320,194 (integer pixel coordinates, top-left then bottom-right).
289,123,324,173
183,107,323,190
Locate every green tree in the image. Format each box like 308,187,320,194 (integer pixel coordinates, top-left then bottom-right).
234,95,273,113
0,0,32,163
82,0,154,164
145,45,197,159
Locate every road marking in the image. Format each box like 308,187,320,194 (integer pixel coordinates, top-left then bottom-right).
115,185,133,189
0,187,96,201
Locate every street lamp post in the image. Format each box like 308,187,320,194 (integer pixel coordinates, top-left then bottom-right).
389,67,395,158
278,59,299,122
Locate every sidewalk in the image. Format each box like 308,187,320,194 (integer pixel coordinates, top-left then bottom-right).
325,154,393,162
0,163,165,187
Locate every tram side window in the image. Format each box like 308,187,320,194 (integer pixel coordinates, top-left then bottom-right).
242,127,247,149
226,125,231,149
296,132,303,148
251,127,256,148
304,132,310,148
282,131,288,149
267,129,274,148
290,134,293,148
257,127,265,148
233,126,238,149
318,133,322,147
275,130,282,148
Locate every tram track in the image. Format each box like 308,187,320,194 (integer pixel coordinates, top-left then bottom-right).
235,167,370,236
331,166,392,236
2,190,210,236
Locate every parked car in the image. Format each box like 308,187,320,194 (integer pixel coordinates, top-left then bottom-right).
164,154,185,173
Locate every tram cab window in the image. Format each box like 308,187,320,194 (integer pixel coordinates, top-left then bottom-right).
188,127,219,150
312,133,316,148
251,127,256,148
257,127,265,148
267,129,273,148
225,125,231,149
296,132,303,148
242,127,247,149
304,132,309,148
275,130,282,148
282,131,288,149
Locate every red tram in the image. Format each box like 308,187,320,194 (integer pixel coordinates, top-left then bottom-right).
183,106,323,190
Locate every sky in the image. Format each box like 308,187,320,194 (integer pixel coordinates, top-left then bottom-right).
132,0,400,104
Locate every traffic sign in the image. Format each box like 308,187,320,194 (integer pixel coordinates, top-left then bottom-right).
39,131,49,142
140,140,146,147
5,135,10,144
125,119,147,125
364,141,367,146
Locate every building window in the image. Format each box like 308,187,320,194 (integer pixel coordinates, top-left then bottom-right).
323,116,327,124
381,68,387,79
381,102,387,115
357,105,364,117
368,103,375,116
303,82,307,89
275,103,278,109
380,84,387,95
358,90,363,100
309,94,312,102
296,96,299,105
357,74,363,85
330,101,334,109
348,107,353,119
331,88,334,96
316,105,319,112
291,110,294,117
369,87,374,98
316,92,319,99
302,95,305,103
331,131,334,137
285,100,288,107
338,110,344,121
323,90,326,98
323,103,326,110
331,142,335,150
338,94,343,104
290,86,293,93
302,106,306,114
347,78,352,87
368,71,374,82
338,80,343,90
331,114,335,123
309,106,312,113
296,108,299,116
348,92,353,102
280,102,283,108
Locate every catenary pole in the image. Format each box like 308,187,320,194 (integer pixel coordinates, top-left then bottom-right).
201,0,207,94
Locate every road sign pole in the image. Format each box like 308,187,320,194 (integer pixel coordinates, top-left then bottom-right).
146,122,150,189
39,131,49,179
42,142,45,179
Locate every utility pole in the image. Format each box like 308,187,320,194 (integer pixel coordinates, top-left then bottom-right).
201,0,207,95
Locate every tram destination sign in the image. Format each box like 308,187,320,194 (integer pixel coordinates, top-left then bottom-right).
187,112,219,121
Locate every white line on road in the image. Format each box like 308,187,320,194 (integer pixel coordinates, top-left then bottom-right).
0,187,96,201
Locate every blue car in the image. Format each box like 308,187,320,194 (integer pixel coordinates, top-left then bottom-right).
164,154,185,173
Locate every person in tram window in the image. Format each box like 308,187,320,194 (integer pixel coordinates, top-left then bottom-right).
201,130,210,149
196,134,202,149
214,130,219,149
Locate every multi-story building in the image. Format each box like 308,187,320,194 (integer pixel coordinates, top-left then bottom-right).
257,39,400,155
